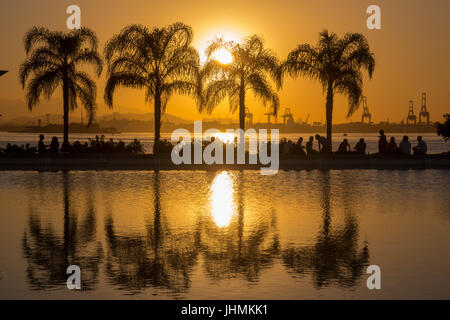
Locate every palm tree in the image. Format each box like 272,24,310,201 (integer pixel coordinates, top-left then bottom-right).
19,27,102,150
201,35,280,131
104,23,200,153
282,30,375,150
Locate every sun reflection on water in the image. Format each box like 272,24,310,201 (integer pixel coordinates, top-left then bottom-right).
209,171,235,228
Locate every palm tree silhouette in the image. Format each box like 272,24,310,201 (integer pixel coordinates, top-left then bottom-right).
199,172,280,282
201,35,280,130
104,23,201,153
282,172,369,288
282,30,375,150
19,27,102,149
104,173,200,295
22,172,103,290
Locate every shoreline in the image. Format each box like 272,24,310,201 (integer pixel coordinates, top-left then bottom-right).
1,154,449,171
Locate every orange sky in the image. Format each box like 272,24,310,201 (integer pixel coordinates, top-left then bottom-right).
0,0,449,124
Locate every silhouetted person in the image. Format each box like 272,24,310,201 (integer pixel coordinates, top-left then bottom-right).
399,136,411,155
283,140,293,154
315,134,329,153
354,138,367,155
378,129,387,154
337,138,351,154
296,137,306,156
306,136,318,156
50,136,60,154
38,134,46,153
413,136,427,155
387,137,399,154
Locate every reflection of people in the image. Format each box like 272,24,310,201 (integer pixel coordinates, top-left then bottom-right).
387,137,399,154
354,138,366,155
413,136,427,155
378,129,387,154
38,134,46,153
337,139,351,154
399,136,411,155
50,137,60,154
306,136,318,156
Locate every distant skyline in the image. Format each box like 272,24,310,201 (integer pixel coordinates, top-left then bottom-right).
1,0,449,124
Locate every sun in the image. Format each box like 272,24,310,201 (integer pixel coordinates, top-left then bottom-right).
212,48,233,64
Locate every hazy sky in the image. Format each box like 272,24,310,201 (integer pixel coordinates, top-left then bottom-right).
0,0,449,123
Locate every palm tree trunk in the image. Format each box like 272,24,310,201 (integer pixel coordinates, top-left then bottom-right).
325,81,334,152
239,82,245,131
62,72,69,150
154,93,162,154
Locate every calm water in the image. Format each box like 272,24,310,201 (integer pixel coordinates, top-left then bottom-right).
1,132,449,154
0,170,449,299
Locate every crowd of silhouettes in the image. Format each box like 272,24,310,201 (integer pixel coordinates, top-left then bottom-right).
35,134,145,154
377,130,427,155
280,129,428,157
30,132,429,156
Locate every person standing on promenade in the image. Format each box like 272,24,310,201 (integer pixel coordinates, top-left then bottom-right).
38,135,46,153
378,129,387,154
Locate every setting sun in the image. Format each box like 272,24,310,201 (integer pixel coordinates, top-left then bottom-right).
211,48,233,64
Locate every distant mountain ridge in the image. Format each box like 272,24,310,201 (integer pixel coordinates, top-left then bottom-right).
0,98,194,126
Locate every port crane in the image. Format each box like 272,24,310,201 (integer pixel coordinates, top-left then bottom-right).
245,107,253,126
419,92,430,125
361,96,372,124
281,108,294,125
406,100,417,125
264,106,277,124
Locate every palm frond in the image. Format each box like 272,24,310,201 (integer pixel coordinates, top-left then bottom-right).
25,70,60,110
104,72,148,107
71,49,103,76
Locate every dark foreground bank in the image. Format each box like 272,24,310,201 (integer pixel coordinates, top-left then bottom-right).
0,153,449,171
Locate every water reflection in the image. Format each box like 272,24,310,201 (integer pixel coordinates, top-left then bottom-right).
209,172,235,228
200,171,280,282
17,170,378,295
282,171,370,288
22,172,103,290
104,173,200,295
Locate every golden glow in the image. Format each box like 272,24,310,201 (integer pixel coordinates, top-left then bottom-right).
212,132,235,144
212,48,233,64
209,171,235,228
197,31,241,64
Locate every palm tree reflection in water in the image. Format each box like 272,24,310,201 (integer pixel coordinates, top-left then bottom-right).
104,173,200,295
20,170,370,294
200,171,280,282
22,172,103,290
282,171,370,288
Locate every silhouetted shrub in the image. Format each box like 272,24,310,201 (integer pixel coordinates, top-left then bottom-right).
153,139,173,154
437,114,450,141
0,143,37,154
71,135,145,154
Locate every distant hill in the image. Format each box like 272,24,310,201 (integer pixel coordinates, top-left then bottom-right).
97,112,191,124
0,108,193,127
